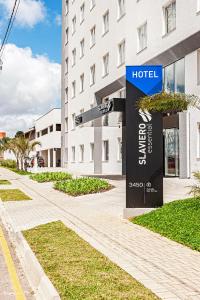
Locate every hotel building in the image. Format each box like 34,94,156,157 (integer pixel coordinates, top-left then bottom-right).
61,0,200,178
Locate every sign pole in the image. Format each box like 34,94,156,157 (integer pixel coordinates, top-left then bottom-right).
125,66,163,216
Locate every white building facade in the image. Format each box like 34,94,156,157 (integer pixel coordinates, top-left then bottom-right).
34,109,62,168
61,0,200,178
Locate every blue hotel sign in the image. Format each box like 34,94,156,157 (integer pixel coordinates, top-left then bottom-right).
126,66,163,209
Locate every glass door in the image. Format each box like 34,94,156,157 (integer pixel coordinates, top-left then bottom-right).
163,128,179,177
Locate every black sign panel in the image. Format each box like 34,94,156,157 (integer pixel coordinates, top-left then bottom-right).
126,66,163,208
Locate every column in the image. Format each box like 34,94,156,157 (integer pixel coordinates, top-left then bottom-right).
53,149,56,168
48,149,51,168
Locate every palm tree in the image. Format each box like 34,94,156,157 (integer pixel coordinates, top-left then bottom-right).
8,136,41,170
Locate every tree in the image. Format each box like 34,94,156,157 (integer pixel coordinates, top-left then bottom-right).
8,136,41,170
15,131,24,138
137,92,200,114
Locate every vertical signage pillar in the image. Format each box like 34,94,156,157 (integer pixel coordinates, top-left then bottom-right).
126,66,163,208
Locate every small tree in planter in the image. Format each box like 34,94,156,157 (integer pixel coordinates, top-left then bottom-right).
137,92,200,114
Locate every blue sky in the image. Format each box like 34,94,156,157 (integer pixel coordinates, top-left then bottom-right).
0,0,62,63
0,0,62,136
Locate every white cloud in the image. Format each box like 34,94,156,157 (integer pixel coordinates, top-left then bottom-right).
0,0,46,28
55,14,62,26
0,44,61,136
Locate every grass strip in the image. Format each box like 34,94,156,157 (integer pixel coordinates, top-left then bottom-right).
0,189,31,201
23,221,158,300
30,172,72,183
0,180,11,185
7,168,31,175
54,177,112,196
132,198,200,251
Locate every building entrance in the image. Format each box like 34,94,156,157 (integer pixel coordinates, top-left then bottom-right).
163,128,179,177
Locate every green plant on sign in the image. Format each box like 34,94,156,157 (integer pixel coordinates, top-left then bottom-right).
54,177,112,196
30,172,72,183
137,92,200,114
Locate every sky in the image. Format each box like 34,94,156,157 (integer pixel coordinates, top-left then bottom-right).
0,0,62,136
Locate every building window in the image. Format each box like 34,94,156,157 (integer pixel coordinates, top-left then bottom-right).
65,57,68,74
117,138,122,161
164,1,176,34
66,0,69,14
72,113,76,129
118,40,125,66
164,58,185,93
65,28,69,44
72,15,76,34
90,0,95,10
198,0,200,12
80,3,85,23
72,48,76,66
80,73,84,93
102,53,109,77
90,64,95,86
90,26,96,47
72,81,76,98
118,0,125,19
80,38,85,58
65,87,68,103
72,146,75,162
103,140,109,161
56,124,61,131
50,125,53,132
79,144,84,162
41,128,48,136
65,118,68,132
175,59,185,93
37,132,40,138
90,143,94,161
103,10,109,35
137,23,147,52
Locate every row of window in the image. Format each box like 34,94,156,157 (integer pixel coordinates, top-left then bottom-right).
65,42,125,101
65,138,122,163
137,1,176,53
66,0,125,30
37,124,61,138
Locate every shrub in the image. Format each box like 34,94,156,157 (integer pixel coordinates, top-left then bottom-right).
0,159,17,169
54,177,112,196
190,172,200,197
30,172,72,183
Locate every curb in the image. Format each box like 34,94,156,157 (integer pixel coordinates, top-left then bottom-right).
0,201,60,300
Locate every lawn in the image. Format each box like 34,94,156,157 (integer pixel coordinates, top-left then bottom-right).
30,172,72,183
8,168,31,175
0,180,11,185
132,198,200,251
0,189,31,201
54,177,112,196
23,221,158,300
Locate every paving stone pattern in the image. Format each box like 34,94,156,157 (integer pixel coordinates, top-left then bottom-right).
0,167,200,300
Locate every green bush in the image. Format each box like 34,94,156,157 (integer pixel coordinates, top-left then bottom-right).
0,159,17,169
30,172,72,183
54,177,112,196
190,172,200,197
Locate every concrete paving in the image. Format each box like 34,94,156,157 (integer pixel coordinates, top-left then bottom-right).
0,167,200,300
0,222,34,300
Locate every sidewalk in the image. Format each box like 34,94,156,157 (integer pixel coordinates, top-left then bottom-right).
0,222,34,299
0,167,200,300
